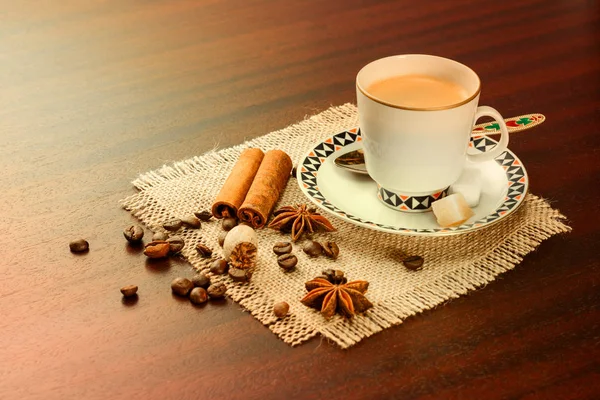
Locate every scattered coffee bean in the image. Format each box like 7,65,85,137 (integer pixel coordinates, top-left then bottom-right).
123,225,144,243
333,270,347,284
144,241,170,258
222,217,238,231
207,283,227,299
194,210,213,222
322,269,346,284
171,277,194,296
189,287,208,304
167,236,185,254
228,267,249,282
69,239,89,253
403,255,424,270
210,259,229,275
291,165,297,179
321,241,340,259
277,253,298,271
273,302,289,318
181,215,201,229
191,273,211,289
272,241,292,256
195,243,213,258
218,231,228,247
163,219,183,232
120,285,138,297
303,241,322,257
152,231,169,241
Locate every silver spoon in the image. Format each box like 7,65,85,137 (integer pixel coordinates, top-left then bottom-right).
334,113,545,175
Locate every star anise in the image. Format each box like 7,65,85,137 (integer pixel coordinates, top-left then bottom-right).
300,277,373,319
268,204,336,242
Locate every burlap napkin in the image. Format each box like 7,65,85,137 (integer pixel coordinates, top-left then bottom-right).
121,104,570,348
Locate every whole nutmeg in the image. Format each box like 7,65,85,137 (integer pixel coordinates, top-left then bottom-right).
273,302,289,318
207,283,227,299
120,285,138,297
171,277,194,296
69,239,89,253
144,241,170,259
123,225,144,243
189,287,208,304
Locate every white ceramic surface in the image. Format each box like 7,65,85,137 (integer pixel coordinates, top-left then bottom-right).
297,129,528,236
356,54,509,197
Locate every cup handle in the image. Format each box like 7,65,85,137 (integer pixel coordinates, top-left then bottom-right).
467,106,510,162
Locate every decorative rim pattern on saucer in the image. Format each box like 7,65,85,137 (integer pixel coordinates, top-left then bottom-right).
297,128,529,235
377,185,449,212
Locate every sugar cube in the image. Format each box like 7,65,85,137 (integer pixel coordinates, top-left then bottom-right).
449,167,482,207
431,193,475,227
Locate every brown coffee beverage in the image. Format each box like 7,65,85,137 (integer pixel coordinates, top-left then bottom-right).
366,74,468,108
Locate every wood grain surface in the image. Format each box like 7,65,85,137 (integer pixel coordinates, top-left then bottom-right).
1,0,599,399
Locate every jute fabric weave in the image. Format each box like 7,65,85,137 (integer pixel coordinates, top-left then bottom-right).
121,104,570,348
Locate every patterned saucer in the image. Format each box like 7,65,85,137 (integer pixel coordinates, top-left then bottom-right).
297,129,528,236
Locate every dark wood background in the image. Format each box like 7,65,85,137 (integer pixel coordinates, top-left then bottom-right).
1,0,598,399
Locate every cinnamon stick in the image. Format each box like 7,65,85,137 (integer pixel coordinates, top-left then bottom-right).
238,150,292,228
211,148,265,219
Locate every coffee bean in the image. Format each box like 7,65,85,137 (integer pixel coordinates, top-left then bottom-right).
321,241,339,259
171,277,194,296
218,231,228,247
181,215,201,229
277,253,298,271
273,241,292,256
210,259,229,275
321,269,346,284
152,231,169,241
120,285,138,297
144,241,170,258
196,243,213,258
69,239,89,253
403,255,424,270
291,165,297,179
163,219,183,232
303,241,322,257
189,287,208,304
333,270,347,284
273,302,289,318
228,267,249,282
167,236,185,254
222,217,238,231
194,210,213,222
123,225,144,243
191,273,211,289
207,283,227,299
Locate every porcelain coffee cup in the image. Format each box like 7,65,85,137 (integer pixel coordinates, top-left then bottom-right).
356,54,509,212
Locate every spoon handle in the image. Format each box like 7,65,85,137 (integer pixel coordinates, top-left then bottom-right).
472,113,545,137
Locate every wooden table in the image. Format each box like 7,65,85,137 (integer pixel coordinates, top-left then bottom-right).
2,1,598,398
